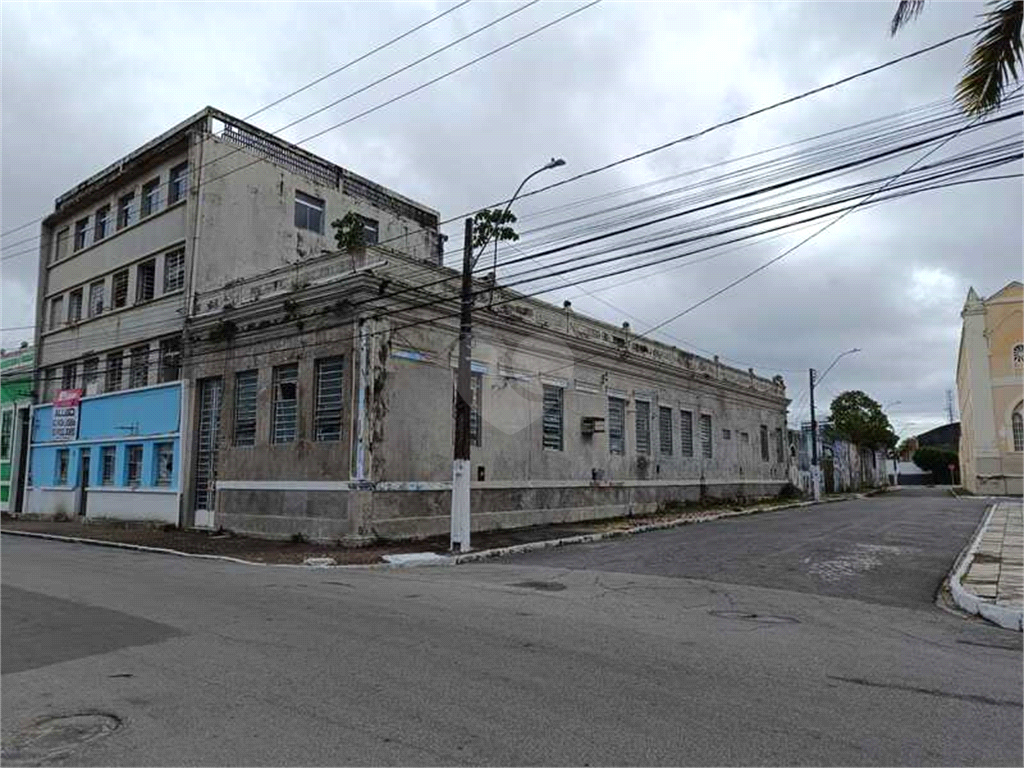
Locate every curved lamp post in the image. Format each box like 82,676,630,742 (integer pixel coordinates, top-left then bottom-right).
451,159,567,553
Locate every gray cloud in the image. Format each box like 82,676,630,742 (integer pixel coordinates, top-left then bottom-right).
2,0,1020,438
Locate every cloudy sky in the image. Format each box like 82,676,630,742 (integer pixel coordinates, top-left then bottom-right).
2,0,1021,436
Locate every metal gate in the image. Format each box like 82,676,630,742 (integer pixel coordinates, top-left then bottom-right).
193,377,223,516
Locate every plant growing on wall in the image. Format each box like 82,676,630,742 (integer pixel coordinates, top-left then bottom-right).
827,390,899,450
331,212,366,253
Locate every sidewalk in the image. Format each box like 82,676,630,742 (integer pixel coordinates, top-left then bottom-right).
951,500,1023,631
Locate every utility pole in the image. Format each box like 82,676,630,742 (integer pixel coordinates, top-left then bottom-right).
809,367,820,501
451,217,474,553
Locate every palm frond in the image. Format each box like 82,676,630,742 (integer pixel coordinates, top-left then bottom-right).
956,0,1023,114
890,0,927,35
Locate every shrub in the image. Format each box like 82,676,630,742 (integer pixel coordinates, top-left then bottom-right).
913,446,959,484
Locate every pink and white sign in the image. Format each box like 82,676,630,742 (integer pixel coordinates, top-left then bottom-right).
52,389,83,442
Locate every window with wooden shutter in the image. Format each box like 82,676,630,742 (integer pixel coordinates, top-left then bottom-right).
680,410,694,457
233,370,258,446
608,397,626,455
635,400,651,455
314,357,344,442
542,385,563,451
700,414,713,458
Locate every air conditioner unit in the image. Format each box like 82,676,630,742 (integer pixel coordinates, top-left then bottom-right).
581,416,606,436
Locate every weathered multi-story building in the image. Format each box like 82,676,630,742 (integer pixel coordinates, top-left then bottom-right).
185,240,792,542
25,107,441,523
1,345,34,514
956,281,1023,495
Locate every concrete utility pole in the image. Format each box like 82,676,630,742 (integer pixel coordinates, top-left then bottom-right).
809,368,820,501
808,347,861,502
451,218,474,553
450,158,566,552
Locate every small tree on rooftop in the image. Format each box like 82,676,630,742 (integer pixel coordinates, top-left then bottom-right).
331,212,365,253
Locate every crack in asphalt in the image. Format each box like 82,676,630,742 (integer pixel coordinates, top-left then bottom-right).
827,675,1022,708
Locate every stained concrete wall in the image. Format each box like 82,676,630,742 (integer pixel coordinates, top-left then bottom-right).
189,133,440,309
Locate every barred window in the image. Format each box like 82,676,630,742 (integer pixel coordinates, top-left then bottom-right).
272,364,299,443
608,397,626,455
136,259,155,302
49,297,63,330
635,400,651,455
101,446,116,485
112,270,129,308
88,280,104,317
658,406,673,455
53,228,69,263
470,372,483,448
760,424,770,461
56,449,69,485
314,357,344,442
93,205,110,241
234,370,259,446
775,428,785,462
130,344,149,388
542,385,563,451
723,428,732,440
159,337,181,382
1013,406,1023,452
127,445,143,486
74,217,89,251
61,363,77,390
141,177,160,218
1,411,12,460
117,192,135,230
83,357,99,390
163,248,185,293
155,443,174,487
68,289,83,323
106,352,123,392
700,414,713,458
680,410,694,457
168,162,188,204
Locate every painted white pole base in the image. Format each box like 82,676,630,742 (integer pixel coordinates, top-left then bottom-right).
811,466,822,502
451,459,472,552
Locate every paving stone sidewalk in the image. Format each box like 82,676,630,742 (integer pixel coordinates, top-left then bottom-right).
960,501,1024,610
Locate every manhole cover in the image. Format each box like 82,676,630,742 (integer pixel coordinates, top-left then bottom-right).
1,712,122,765
707,609,799,624
508,580,567,592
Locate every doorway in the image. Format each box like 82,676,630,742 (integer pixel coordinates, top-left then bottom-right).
77,453,91,517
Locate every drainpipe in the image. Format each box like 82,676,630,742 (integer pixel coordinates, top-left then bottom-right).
355,318,370,483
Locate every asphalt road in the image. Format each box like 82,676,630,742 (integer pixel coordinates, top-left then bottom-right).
2,489,1021,766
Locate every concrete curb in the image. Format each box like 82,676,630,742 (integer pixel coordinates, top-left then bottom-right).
1,490,873,570
947,503,1024,632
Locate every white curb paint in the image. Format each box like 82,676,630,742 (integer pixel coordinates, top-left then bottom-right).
947,503,1024,632
382,552,451,565
0,491,874,571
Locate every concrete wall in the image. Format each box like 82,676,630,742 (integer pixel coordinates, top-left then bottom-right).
85,488,178,524
189,249,791,542
189,132,439,308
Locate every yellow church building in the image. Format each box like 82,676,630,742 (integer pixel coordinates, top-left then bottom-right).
956,280,1023,496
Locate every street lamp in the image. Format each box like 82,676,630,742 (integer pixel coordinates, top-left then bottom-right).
451,159,567,553
809,347,860,501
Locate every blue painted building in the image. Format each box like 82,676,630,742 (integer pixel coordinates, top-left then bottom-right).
24,382,182,523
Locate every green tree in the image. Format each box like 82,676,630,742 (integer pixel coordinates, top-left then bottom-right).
912,446,959,483
331,212,365,253
828,390,899,449
890,0,1022,115
472,208,519,254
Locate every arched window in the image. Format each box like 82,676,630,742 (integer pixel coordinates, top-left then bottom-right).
1013,404,1024,452
1014,343,1024,369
